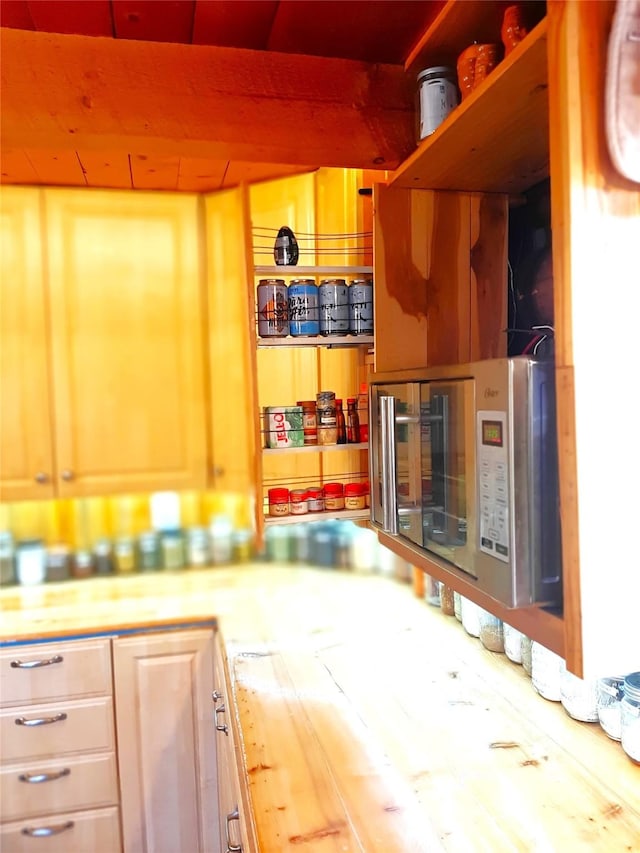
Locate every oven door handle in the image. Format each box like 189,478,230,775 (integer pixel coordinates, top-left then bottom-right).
380,395,398,535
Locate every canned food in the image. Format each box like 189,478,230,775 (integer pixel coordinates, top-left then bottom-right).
288,280,319,336
349,279,374,335
319,279,349,335
257,279,289,337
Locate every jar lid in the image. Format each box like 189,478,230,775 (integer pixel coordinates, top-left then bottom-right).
623,672,640,703
290,489,308,500
323,482,344,495
316,390,335,400
268,487,290,500
307,487,322,497
417,65,455,82
347,397,356,404
344,483,363,496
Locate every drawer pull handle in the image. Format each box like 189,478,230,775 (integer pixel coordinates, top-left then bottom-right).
225,806,242,853
10,655,63,669
15,712,68,727
212,689,223,704
21,821,74,838
215,704,229,736
19,768,71,784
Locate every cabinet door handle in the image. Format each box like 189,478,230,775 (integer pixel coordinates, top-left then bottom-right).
15,712,67,727
225,806,242,853
60,469,74,481
34,471,50,484
11,654,63,669
21,821,74,838
19,768,71,784
212,689,223,704
215,704,229,735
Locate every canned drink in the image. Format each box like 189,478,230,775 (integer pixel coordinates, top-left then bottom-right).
349,279,374,334
257,279,288,337
319,279,349,335
288,279,319,336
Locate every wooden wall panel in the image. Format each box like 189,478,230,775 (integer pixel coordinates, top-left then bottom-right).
469,193,508,361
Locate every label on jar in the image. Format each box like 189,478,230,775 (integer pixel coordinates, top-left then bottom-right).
265,406,304,449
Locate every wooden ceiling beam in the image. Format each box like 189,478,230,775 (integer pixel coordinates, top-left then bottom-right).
0,28,415,170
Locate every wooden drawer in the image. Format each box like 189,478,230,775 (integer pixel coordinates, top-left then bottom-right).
1,752,119,821
0,640,112,707
0,805,121,853
0,697,115,764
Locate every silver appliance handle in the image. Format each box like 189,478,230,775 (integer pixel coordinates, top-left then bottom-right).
380,395,398,535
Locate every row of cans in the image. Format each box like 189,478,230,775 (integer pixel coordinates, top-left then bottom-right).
257,278,373,338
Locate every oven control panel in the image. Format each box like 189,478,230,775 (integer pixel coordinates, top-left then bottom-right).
477,410,509,563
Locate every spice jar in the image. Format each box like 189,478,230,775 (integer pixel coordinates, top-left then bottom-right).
503,624,524,663
460,597,481,637
323,482,345,511
46,545,71,582
439,583,455,616
531,642,563,701
306,487,324,513
621,672,640,765
290,489,309,515
137,531,161,571
0,531,16,585
344,483,365,511
187,526,211,567
297,400,317,445
114,536,137,574
316,391,337,446
362,480,370,509
71,549,94,580
478,611,504,653
597,676,625,741
521,635,533,675
335,399,347,444
93,538,114,575
160,529,185,570
268,488,290,517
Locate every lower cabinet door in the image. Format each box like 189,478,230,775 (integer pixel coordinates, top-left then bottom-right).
113,629,218,853
0,805,121,853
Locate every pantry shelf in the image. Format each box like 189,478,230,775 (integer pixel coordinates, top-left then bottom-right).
264,509,370,526
263,443,368,455
254,265,373,276
257,335,373,348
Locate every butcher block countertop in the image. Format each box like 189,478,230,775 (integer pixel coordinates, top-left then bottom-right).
1,565,639,851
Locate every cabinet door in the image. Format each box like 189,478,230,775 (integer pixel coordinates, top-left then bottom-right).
213,634,256,853
44,189,208,497
113,629,218,853
0,187,55,501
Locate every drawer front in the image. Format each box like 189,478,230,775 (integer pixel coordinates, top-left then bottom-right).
0,640,112,707
0,697,115,763
0,805,121,853
1,752,119,821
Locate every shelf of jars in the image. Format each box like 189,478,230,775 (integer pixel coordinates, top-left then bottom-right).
263,442,368,456
392,11,549,193
257,335,373,349
264,509,370,526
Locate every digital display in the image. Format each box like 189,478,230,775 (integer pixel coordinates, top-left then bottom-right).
482,419,503,447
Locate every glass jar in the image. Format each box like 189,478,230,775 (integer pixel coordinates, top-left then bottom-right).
621,672,640,765
362,480,370,509
596,676,625,741
0,531,16,585
71,549,94,580
503,624,524,663
232,529,253,563
560,662,599,722
323,482,345,511
316,391,337,446
160,529,185,570
290,489,309,515
306,487,324,513
187,526,211,567
439,584,455,616
114,536,137,574
265,526,290,563
268,488,290,518
460,597,481,637
297,400,317,445
416,65,459,140
137,531,161,571
209,516,234,564
344,483,365,511
521,635,533,676
93,538,114,575
46,545,71,582
478,611,504,653
453,591,462,622
531,642,563,701
424,575,441,607
16,539,46,586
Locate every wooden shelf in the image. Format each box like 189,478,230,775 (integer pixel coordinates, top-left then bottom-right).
254,265,373,276
257,334,373,348
264,509,370,526
391,17,549,194
263,442,368,456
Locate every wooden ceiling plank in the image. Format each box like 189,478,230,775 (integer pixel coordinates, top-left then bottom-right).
22,149,86,187
191,0,278,48
130,154,181,190
26,0,113,36
112,0,195,43
77,150,132,189
176,156,227,192
0,149,39,184
221,162,315,189
0,28,415,171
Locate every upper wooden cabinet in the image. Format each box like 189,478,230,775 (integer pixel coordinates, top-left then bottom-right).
0,187,208,500
0,188,56,500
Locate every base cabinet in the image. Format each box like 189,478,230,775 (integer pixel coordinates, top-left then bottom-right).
113,629,219,853
213,634,256,853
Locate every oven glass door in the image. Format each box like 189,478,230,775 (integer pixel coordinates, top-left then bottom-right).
420,379,476,576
